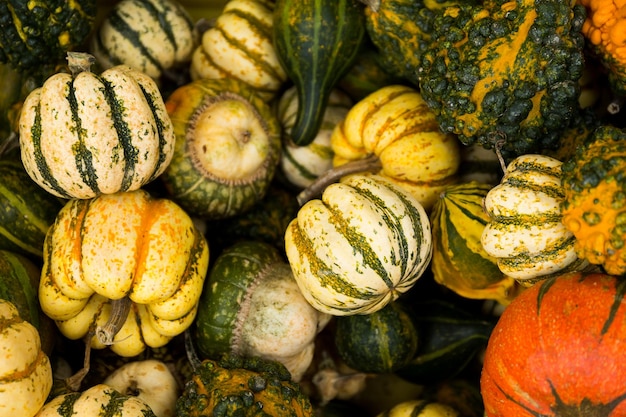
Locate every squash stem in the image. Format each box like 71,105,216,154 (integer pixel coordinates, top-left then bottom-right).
66,51,96,76
608,97,623,115
357,0,380,12
296,154,382,205
65,330,95,391
96,296,132,346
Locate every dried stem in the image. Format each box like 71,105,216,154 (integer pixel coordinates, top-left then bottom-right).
608,97,623,115
96,296,132,346
297,154,383,206
65,330,95,392
184,329,203,374
66,51,95,76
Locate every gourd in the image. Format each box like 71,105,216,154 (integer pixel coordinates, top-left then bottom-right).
0,0,97,72
330,84,460,211
277,86,352,189
273,0,366,146
175,355,314,417
284,173,432,316
37,384,157,417
0,159,63,258
161,77,281,220
481,271,626,416
18,52,176,199
0,299,53,417
38,189,210,358
375,400,460,417
561,125,626,276
194,240,330,382
429,182,517,304
334,300,419,374
90,0,198,81
481,154,588,286
190,0,287,101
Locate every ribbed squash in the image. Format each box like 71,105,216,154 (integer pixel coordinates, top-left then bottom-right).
90,0,198,81
161,77,281,220
190,0,287,101
176,355,314,417
39,189,209,357
0,299,53,417
284,173,432,316
37,384,157,417
273,0,366,146
277,86,352,189
331,84,460,211
18,52,176,199
429,181,517,304
0,159,63,258
561,125,626,275
481,154,588,286
0,0,97,72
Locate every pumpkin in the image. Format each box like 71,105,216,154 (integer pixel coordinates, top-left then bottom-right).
160,77,282,220
90,0,198,81
561,125,626,275
284,173,432,316
194,240,330,382
0,299,53,417
0,158,63,258
273,0,366,146
0,0,97,72
333,300,419,374
189,0,287,101
375,400,460,417
175,355,314,417
481,271,626,416
37,384,157,417
429,181,518,304
330,84,461,211
38,189,209,358
18,52,176,199
481,154,589,285
277,86,352,189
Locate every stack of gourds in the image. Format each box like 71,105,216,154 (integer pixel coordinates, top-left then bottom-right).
0,0,625,416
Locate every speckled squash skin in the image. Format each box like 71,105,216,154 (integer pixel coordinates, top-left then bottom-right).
38,189,209,357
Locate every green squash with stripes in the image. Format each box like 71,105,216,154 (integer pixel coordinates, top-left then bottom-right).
429,181,518,305
18,52,176,199
91,0,198,81
0,158,62,258
273,0,366,146
334,300,419,373
284,173,432,316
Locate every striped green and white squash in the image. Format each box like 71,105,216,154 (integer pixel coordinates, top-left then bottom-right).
429,181,517,304
284,173,432,316
90,0,198,81
0,159,62,258
190,0,287,101
18,52,176,199
481,154,589,286
277,86,352,189
37,384,157,417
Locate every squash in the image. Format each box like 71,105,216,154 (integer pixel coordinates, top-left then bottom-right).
333,300,419,374
273,0,366,146
37,384,157,417
330,84,461,211
284,173,432,316
0,0,97,72
18,52,176,199
161,77,282,220
0,299,53,417
481,154,589,286
561,125,626,276
375,400,460,417
481,271,626,416
190,0,287,101
277,86,352,189
429,181,518,304
38,189,209,358
90,0,198,81
0,158,63,258
194,240,330,382
175,355,314,417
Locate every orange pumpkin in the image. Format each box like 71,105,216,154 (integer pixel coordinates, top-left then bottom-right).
481,271,626,416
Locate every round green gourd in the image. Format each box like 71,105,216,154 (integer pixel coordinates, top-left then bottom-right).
334,300,419,374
